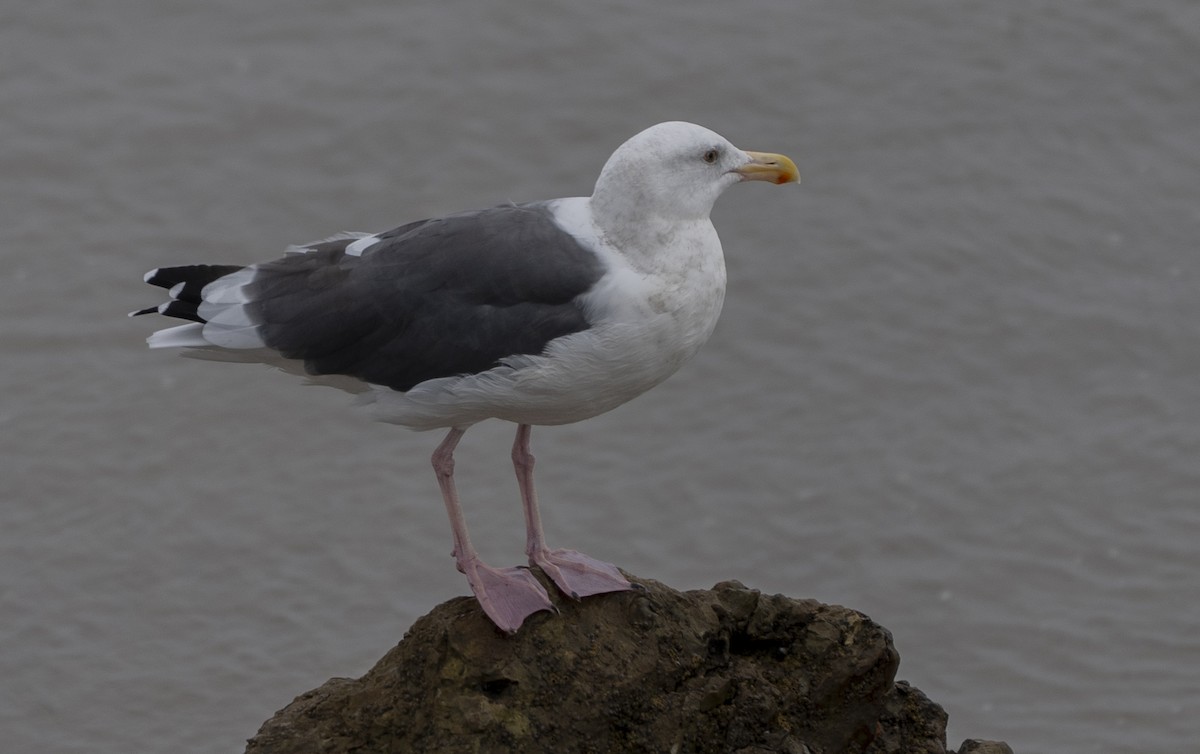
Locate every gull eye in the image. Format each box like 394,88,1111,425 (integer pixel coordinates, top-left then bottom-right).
702,148,720,164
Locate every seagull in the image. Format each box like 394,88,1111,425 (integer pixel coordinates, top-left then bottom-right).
133,121,799,632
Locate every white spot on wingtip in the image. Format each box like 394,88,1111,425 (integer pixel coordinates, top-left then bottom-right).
168,282,185,299
143,268,160,283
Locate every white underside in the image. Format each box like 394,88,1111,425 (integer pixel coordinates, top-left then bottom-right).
360,318,699,429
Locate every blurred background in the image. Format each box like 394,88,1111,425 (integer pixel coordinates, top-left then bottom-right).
3,1,1197,752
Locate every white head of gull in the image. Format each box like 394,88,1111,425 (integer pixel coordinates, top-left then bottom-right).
133,121,799,633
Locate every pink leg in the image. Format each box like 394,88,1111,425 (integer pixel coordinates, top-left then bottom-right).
432,427,553,633
512,424,632,599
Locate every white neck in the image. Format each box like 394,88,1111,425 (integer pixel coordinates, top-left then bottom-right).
589,184,725,273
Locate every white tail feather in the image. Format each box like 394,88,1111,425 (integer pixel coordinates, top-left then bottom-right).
147,323,208,349
201,321,267,349
199,303,256,328
200,267,257,304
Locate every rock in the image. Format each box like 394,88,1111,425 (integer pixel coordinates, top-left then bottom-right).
957,741,1015,754
245,572,1009,754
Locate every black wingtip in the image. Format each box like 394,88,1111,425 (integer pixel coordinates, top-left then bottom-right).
136,264,246,323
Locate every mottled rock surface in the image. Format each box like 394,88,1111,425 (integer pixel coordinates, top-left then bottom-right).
245,573,1009,754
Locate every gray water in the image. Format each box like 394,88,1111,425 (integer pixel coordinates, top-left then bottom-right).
3,2,1198,752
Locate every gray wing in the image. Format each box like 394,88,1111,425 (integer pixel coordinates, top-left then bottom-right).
245,203,605,392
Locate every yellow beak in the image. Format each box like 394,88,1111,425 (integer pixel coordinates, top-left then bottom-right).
735,151,800,185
